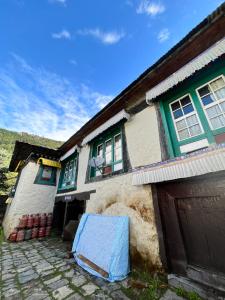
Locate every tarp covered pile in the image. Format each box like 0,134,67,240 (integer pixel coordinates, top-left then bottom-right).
72,213,130,282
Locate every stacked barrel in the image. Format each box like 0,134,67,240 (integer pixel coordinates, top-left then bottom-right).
8,213,53,242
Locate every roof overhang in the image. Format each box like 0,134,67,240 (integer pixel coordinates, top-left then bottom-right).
37,158,61,169
9,141,60,172
58,4,225,154
81,110,130,146
132,145,225,185
60,145,81,161
146,38,225,103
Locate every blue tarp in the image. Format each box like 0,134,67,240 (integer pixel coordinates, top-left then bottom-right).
72,213,130,282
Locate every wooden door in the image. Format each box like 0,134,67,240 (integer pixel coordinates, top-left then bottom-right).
157,174,225,289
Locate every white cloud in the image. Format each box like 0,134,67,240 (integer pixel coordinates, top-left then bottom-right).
69,59,77,66
0,54,113,141
49,0,67,6
77,28,125,45
137,1,165,16
157,28,170,42
52,30,71,40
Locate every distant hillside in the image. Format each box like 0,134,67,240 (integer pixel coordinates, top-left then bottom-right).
0,128,63,195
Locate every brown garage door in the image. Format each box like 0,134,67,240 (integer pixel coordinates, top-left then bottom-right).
157,174,225,289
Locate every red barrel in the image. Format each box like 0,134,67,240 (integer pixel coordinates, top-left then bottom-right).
33,214,40,227
18,215,28,229
27,215,34,228
38,227,46,238
31,227,39,239
9,229,18,242
16,229,25,242
47,213,53,226
40,213,47,227
45,226,51,237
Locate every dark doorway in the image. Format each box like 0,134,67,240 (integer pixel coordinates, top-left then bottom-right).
156,173,225,292
52,199,85,239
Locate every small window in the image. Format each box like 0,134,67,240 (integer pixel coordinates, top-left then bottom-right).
91,130,123,178
170,95,203,141
34,165,57,186
197,76,225,130
58,152,78,192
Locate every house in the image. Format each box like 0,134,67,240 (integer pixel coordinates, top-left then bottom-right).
3,3,225,295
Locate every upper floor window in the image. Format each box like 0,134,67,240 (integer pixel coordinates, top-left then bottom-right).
58,152,78,192
34,165,57,186
90,129,123,178
197,76,225,130
170,94,203,141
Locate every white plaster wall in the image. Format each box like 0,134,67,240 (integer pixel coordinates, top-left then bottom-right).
125,106,161,168
56,105,162,268
3,162,56,238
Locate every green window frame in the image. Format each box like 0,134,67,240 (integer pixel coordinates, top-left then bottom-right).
196,75,225,131
34,165,57,186
90,127,123,178
160,59,225,157
169,94,204,142
58,152,78,192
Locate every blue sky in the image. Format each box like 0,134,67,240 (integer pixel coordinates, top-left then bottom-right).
0,0,222,141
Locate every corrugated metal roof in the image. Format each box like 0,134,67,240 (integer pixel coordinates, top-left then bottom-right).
146,38,225,102
81,110,130,145
132,144,225,185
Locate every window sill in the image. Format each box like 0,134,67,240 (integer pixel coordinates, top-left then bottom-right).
57,186,77,194
86,169,127,184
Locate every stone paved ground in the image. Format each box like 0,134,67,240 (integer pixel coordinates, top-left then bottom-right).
0,237,185,300
0,237,133,300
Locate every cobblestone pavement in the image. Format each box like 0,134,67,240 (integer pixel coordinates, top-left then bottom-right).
0,237,133,300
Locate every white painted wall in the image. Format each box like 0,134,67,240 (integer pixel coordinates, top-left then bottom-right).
56,105,162,268
3,162,57,238
125,106,161,168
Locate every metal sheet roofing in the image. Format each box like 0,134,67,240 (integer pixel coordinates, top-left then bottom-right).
132,144,225,185
146,38,225,102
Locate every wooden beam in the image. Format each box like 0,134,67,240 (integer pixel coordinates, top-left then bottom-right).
77,254,109,278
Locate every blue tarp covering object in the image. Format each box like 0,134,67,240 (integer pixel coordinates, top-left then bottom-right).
72,213,130,282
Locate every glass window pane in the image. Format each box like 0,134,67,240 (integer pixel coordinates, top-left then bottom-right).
114,162,123,171
210,115,225,129
198,85,210,97
42,167,52,179
176,119,186,130
114,135,122,161
97,144,103,157
201,94,215,106
180,96,191,107
186,114,198,126
214,87,225,100
210,77,225,91
105,140,112,164
189,124,202,136
206,105,222,118
178,128,189,140
183,103,194,115
173,109,183,119
171,101,180,111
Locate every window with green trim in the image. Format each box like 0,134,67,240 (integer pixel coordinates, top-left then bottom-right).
90,128,123,178
58,152,78,192
169,94,204,141
34,165,57,186
196,75,225,130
